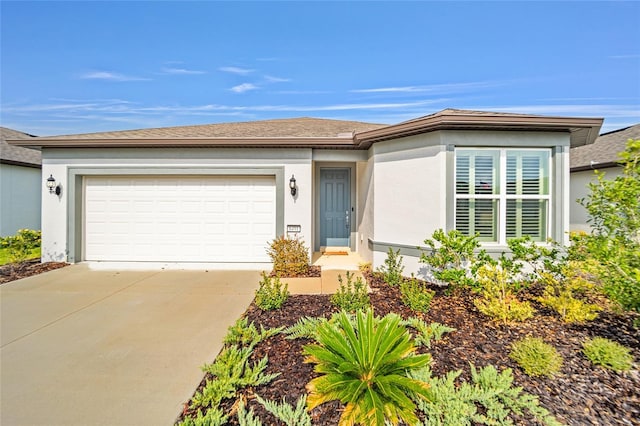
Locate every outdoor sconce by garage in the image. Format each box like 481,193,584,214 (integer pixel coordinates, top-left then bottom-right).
289,175,297,196
46,174,62,196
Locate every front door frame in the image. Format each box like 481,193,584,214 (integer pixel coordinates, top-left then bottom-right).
314,162,356,252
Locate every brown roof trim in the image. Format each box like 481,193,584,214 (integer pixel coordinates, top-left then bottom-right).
0,158,42,169
354,112,603,148
6,110,604,150
8,136,356,149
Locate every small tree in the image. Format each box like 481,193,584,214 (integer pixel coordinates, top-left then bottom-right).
576,139,640,312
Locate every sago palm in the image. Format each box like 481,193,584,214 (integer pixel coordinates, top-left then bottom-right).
303,309,431,426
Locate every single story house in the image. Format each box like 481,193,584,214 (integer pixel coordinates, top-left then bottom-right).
9,109,603,275
570,123,640,232
0,127,41,236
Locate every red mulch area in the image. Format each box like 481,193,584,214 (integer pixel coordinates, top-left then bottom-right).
179,272,640,426
0,259,69,284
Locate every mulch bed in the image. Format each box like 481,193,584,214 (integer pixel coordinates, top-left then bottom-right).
0,258,69,284
181,272,640,425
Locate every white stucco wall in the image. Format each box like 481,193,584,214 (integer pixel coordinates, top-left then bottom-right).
370,132,447,275
0,164,42,236
570,167,623,232
356,157,374,264
41,147,313,263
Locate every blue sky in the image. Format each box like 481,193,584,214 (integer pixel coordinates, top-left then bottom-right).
1,1,639,136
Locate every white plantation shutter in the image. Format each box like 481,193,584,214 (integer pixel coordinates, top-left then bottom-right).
456,149,550,244
455,150,499,241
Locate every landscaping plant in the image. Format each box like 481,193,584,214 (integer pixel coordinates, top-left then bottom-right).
473,264,534,323
399,275,435,313
576,138,640,312
421,229,482,291
254,272,289,310
509,337,563,378
267,235,310,277
330,271,370,312
254,394,311,426
377,247,405,286
410,364,561,425
0,228,42,266
401,317,455,349
582,337,634,372
303,309,432,426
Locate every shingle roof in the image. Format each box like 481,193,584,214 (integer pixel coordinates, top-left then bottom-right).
39,117,387,139
0,127,40,167
570,123,640,171
7,109,603,149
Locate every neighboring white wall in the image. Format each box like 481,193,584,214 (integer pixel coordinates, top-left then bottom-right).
370,132,446,276
0,164,41,236
570,167,623,232
41,147,313,263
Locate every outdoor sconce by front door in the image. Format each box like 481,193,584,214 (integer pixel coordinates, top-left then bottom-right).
289,175,297,196
46,174,62,196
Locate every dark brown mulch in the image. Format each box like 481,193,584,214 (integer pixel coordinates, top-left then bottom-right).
0,258,69,284
179,273,640,426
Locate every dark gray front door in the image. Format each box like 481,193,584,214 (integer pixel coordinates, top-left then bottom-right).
320,168,350,247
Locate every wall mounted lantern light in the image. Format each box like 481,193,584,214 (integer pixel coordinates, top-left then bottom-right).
289,175,297,196
46,174,62,196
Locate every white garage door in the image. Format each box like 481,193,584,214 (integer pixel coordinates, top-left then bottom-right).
84,176,276,262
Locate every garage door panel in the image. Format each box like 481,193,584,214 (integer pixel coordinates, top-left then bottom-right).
84,176,276,262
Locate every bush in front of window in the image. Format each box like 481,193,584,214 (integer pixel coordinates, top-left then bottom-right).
421,229,483,292
473,263,535,323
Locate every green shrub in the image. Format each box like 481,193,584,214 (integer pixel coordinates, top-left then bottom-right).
255,394,311,426
0,229,42,264
509,337,563,377
330,271,370,312
402,317,455,349
577,139,640,312
303,309,432,426
582,337,634,372
283,316,328,340
267,236,310,277
377,247,405,286
224,317,283,347
178,407,228,426
255,272,289,311
400,275,435,313
536,260,602,323
473,264,534,323
410,364,560,425
421,229,481,291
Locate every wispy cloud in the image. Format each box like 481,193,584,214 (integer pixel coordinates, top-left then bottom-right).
219,66,254,75
264,75,291,83
161,67,206,75
79,71,150,82
230,83,258,93
609,54,640,59
351,81,503,95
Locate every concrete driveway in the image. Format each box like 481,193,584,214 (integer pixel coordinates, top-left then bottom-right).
0,264,261,426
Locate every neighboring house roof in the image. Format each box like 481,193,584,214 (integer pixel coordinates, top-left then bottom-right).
0,127,41,168
7,109,603,149
570,123,640,171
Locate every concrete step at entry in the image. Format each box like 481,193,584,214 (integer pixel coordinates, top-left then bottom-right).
283,268,368,295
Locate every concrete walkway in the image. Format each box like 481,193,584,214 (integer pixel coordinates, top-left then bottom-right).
0,264,261,426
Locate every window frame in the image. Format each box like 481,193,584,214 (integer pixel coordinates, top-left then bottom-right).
454,147,552,245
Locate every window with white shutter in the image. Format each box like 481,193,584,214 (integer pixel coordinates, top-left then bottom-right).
455,148,550,244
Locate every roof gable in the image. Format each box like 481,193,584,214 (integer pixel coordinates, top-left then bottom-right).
0,127,41,167
570,123,640,171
